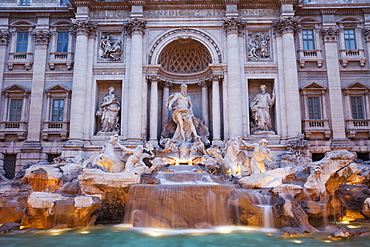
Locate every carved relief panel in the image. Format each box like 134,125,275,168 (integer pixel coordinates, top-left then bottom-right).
98,32,123,61
246,31,271,61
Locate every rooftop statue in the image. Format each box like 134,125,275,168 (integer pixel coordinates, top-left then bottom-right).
250,84,275,132
96,87,121,133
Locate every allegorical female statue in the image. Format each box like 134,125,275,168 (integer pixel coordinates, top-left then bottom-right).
96,87,121,132
250,84,275,132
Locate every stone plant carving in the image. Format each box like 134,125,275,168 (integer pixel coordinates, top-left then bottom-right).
96,87,121,133
99,33,122,60
250,84,275,132
247,32,270,60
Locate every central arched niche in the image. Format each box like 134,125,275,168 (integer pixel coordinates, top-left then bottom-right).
158,38,212,74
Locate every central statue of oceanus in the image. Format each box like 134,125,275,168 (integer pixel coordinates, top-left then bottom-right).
160,83,210,147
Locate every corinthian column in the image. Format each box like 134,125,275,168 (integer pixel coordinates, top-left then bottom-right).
211,74,223,144
126,19,146,144
0,31,9,109
66,20,96,147
223,18,245,138
321,28,347,144
198,81,210,127
273,18,301,137
148,75,159,144
24,30,51,147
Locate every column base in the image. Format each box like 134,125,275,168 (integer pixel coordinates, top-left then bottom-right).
331,139,351,150
21,140,42,152
148,139,159,147
124,137,144,146
211,139,224,147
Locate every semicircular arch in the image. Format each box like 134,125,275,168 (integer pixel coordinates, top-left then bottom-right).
148,28,222,65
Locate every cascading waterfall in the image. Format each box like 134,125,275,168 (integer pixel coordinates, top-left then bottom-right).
124,184,238,229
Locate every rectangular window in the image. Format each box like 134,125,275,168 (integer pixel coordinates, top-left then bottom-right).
16,32,28,53
4,154,17,179
351,96,364,119
302,29,315,50
57,32,69,53
8,99,22,121
20,0,30,6
344,29,357,50
52,99,64,121
308,97,321,120
61,0,69,5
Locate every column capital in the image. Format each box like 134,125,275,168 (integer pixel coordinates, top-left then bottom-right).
364,28,370,43
0,30,9,45
147,74,160,82
198,81,211,87
127,18,146,36
160,81,173,88
273,17,297,36
32,30,51,45
223,18,245,35
71,19,97,37
211,73,224,81
321,28,340,42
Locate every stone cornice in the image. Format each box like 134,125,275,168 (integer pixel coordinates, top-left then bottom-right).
32,30,51,45
273,17,297,35
128,0,146,6
126,19,146,36
223,18,246,35
321,28,339,42
0,31,10,45
71,19,97,37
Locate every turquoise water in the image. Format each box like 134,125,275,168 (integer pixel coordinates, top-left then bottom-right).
1,225,370,247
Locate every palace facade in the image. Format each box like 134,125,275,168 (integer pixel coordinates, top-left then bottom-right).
0,0,369,178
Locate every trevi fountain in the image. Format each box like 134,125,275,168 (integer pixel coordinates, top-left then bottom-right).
1,84,370,246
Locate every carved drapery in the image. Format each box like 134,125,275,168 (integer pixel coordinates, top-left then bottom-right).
0,31,9,45
127,19,146,36
273,17,298,35
223,18,246,36
32,30,51,45
321,28,339,42
71,20,97,37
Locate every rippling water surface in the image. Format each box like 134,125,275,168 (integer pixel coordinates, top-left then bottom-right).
1,224,370,247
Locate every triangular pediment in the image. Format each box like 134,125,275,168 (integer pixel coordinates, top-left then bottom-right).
3,84,30,94
345,82,369,90
45,85,71,93
302,82,326,90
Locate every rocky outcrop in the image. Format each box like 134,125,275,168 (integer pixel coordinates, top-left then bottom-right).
78,168,140,223
238,167,296,188
21,192,100,229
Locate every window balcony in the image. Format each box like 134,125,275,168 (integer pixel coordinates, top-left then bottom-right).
302,119,331,139
0,121,27,140
41,121,69,140
297,49,324,68
339,49,366,67
7,52,33,71
48,52,74,70
345,119,370,139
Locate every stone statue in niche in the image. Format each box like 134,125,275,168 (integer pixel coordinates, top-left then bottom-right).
99,34,122,60
250,84,275,133
96,87,121,133
247,32,270,60
166,83,200,143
